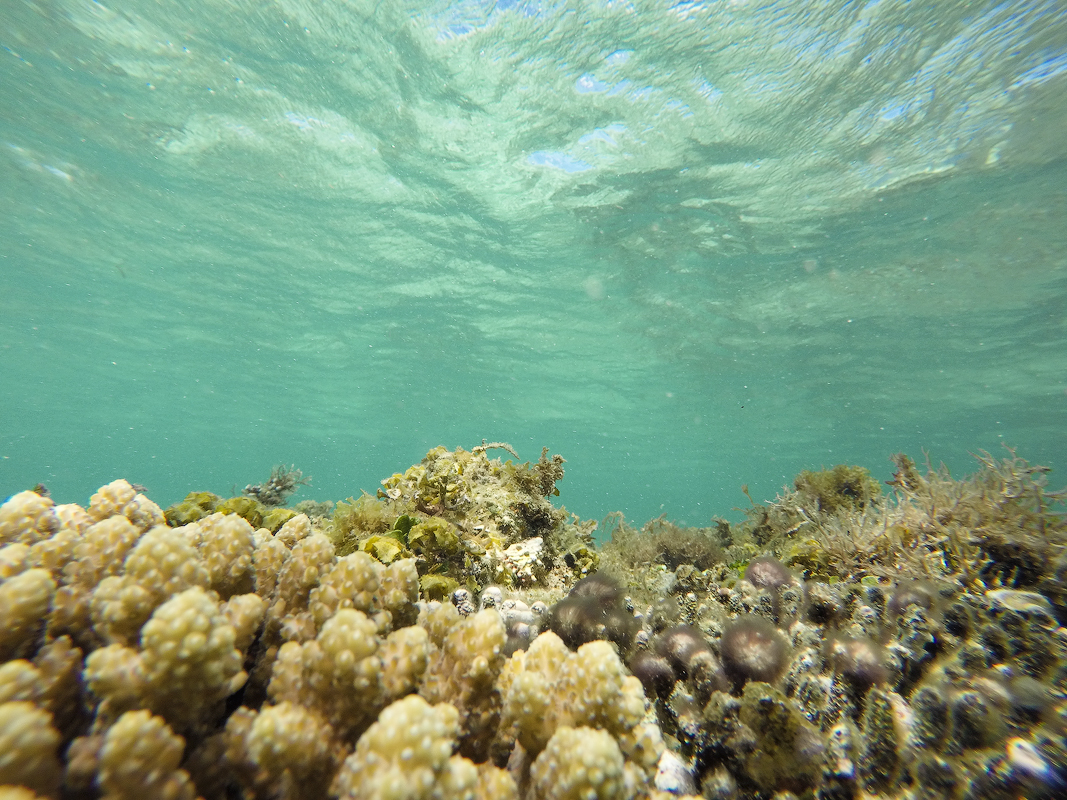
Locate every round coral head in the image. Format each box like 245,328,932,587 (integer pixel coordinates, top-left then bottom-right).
719,616,791,687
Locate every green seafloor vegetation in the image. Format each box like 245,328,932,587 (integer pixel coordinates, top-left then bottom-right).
1,442,1065,799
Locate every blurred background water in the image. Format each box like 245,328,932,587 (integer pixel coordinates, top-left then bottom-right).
2,0,1066,528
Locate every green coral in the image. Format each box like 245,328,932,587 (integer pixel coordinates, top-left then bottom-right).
215,496,265,530
164,493,297,533
408,517,462,557
262,507,298,532
326,444,576,593
163,491,221,527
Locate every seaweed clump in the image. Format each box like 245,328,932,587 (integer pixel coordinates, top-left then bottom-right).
727,448,1067,587
244,464,310,507
164,492,298,534
793,464,882,514
600,514,727,573
328,443,594,595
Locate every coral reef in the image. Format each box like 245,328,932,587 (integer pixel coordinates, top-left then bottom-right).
0,446,1064,800
329,444,595,593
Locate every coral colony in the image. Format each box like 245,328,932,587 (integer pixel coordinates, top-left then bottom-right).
0,443,1065,799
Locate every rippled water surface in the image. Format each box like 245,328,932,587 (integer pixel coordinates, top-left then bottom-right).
3,0,1066,524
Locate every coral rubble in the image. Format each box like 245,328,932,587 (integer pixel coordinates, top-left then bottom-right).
0,446,1065,800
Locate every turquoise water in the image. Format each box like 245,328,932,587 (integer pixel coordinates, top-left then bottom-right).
2,0,1066,527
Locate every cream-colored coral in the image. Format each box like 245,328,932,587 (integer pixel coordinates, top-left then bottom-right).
224,593,267,652
89,526,210,645
474,763,519,800
0,786,47,800
0,701,61,797
423,608,506,701
122,494,166,531
89,577,154,647
191,513,256,598
331,695,474,800
27,526,79,581
0,544,30,579
379,558,419,626
266,607,385,742
31,636,83,733
0,568,55,660
63,516,142,589
83,644,145,710
274,534,335,615
304,609,383,736
0,491,58,547
51,520,141,644
530,726,634,800
421,599,461,648
0,661,44,706
97,709,195,800
379,625,430,699
275,514,312,548
244,701,337,793
87,480,137,522
253,535,290,599
265,641,305,705
84,479,165,530
308,552,381,630
500,633,661,770
420,607,507,760
139,587,246,727
124,526,210,598
28,504,92,583
53,503,92,534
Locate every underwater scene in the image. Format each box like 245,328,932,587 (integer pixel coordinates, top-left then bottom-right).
2,1,1067,799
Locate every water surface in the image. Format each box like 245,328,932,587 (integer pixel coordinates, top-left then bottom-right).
3,0,1066,525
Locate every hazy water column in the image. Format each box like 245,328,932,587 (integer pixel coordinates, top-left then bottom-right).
1,0,1065,523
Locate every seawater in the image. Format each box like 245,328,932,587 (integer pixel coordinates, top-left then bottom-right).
2,0,1066,527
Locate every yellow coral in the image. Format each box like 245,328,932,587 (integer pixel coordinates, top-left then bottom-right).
308,552,381,629
303,609,383,736
379,558,419,622
0,787,47,800
379,625,430,699
500,633,661,770
0,701,61,797
52,503,92,534
252,535,290,598
89,526,210,646
0,660,44,706
191,512,256,598
331,695,474,800
98,709,196,800
224,593,267,653
275,513,312,548
63,516,142,590
26,525,79,583
275,534,336,612
245,701,337,793
530,726,634,800
0,569,55,660
0,544,29,579
0,491,58,547
83,643,145,711
139,586,246,727
87,479,138,522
